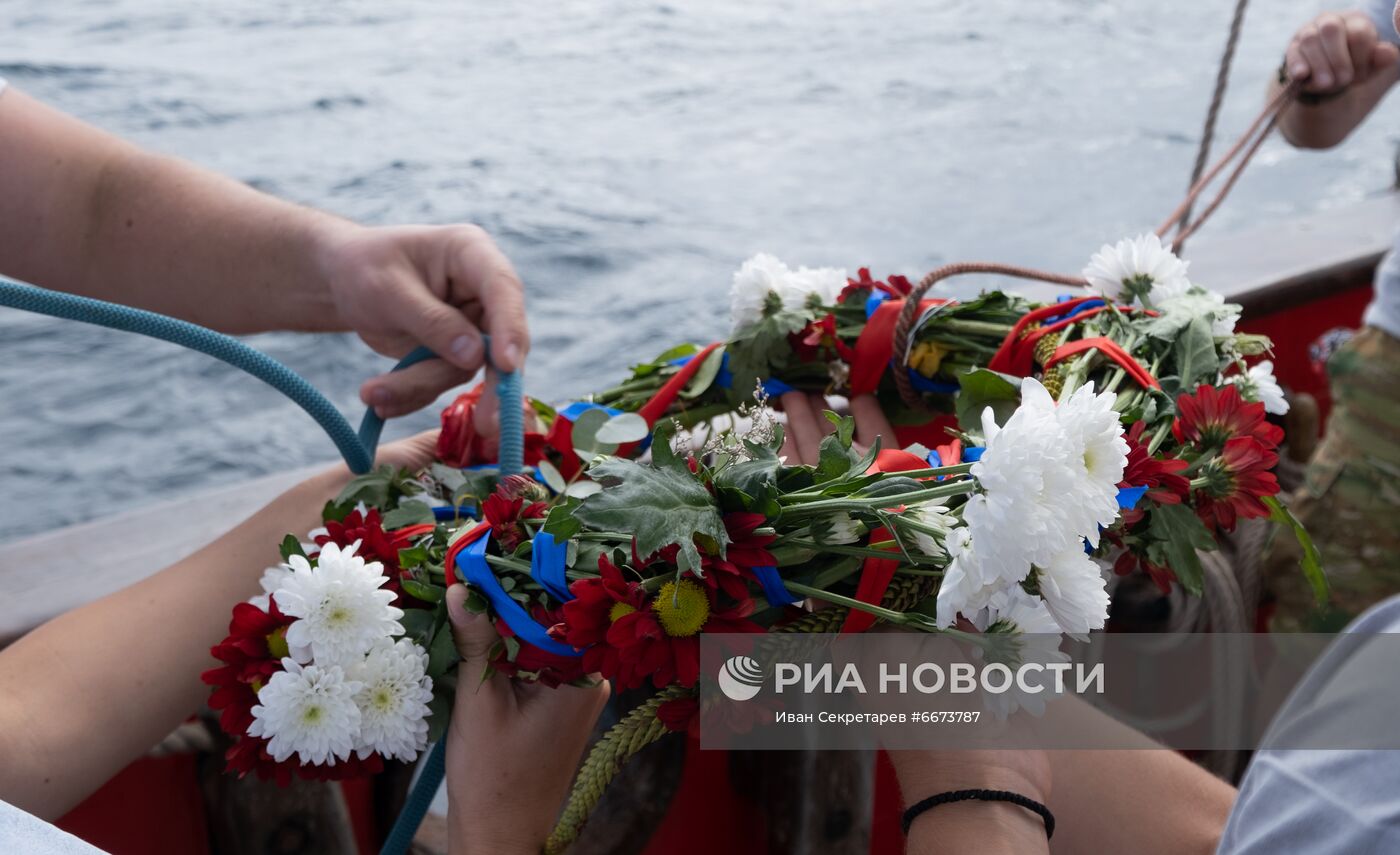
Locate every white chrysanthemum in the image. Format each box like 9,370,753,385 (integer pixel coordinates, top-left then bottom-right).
250,564,293,612
935,527,1015,627
900,499,956,557
1229,360,1289,415
1083,234,1191,305
274,542,404,666
349,638,434,762
730,253,800,333
1054,383,1129,546
977,587,1070,718
785,264,848,313
813,512,863,545
964,379,1079,579
1034,546,1110,637
249,659,363,765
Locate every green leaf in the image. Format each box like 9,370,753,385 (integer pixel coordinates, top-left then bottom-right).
382,503,435,530
426,686,454,744
956,368,1022,433
681,346,727,399
823,411,856,448
1172,315,1218,393
816,434,858,482
397,544,431,570
650,420,685,473
427,622,462,679
574,457,726,573
1264,495,1328,605
279,534,306,562
595,412,650,444
1145,503,1216,595
336,468,394,508
571,408,620,458
401,575,445,603
400,608,436,645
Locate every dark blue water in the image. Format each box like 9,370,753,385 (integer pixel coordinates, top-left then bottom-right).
2,0,1396,542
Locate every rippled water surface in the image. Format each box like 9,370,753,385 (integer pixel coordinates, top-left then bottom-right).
3,0,1397,541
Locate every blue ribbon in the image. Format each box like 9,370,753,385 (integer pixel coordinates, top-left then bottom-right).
865,291,892,319
1116,485,1149,510
962,446,985,462
905,369,959,394
1044,294,1105,325
431,505,478,520
529,530,573,603
454,532,582,657
688,351,794,398
751,565,801,607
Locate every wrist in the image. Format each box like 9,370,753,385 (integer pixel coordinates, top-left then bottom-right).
889,751,1049,806
299,214,363,332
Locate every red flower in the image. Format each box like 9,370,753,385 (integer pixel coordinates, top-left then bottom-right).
560,556,657,690
492,603,588,688
1193,437,1280,532
1120,422,1190,505
793,314,856,363
1112,549,1178,595
698,513,775,601
203,601,295,737
837,268,913,303
483,491,549,553
438,385,548,468
317,508,406,571
1173,384,1283,451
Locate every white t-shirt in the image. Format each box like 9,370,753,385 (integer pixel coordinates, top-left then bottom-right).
0,799,106,854
1218,595,1400,853
1364,0,1400,337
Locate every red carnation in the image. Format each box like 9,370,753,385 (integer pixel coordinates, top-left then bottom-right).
1173,384,1283,451
1193,437,1280,532
1119,422,1190,505
697,513,775,601
317,508,405,571
793,314,856,363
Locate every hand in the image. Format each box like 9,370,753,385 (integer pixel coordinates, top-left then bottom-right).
1285,11,1399,93
443,585,610,854
314,223,530,418
778,391,895,465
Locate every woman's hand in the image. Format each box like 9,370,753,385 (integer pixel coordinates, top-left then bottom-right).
315,223,530,418
778,391,895,465
443,585,610,855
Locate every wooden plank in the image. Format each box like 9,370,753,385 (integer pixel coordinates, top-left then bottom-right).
0,465,322,644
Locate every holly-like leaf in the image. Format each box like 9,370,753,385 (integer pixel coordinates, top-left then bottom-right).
650,420,685,473
1264,495,1327,605
1144,503,1216,595
574,457,726,573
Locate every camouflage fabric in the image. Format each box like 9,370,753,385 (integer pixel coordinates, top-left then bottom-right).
1266,326,1400,631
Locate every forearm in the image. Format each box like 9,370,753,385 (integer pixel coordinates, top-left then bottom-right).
894,755,1051,855
0,87,352,333
0,467,348,818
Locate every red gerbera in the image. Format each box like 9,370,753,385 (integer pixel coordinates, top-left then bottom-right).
1193,436,1280,532
202,600,295,737
1173,384,1283,451
1112,548,1178,596
1119,422,1190,505
560,556,658,690
626,578,763,689
492,603,588,688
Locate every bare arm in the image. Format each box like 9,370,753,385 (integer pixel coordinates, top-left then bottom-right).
1271,11,1400,150
0,88,529,415
0,433,438,818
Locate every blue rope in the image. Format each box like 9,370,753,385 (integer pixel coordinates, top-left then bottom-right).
0,272,525,851
380,738,447,855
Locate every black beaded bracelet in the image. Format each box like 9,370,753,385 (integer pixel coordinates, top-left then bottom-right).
901,788,1055,839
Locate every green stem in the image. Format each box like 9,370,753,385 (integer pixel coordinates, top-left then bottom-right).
782,538,940,564
776,464,974,503
779,481,977,519
782,581,908,624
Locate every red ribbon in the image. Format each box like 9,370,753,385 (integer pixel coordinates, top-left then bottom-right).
443,521,494,584
1045,337,1161,390
869,449,932,475
986,297,1101,375
617,341,724,458
840,525,901,634
849,298,949,396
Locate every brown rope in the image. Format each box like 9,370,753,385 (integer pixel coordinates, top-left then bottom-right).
888,80,1299,409
1177,0,1253,252
891,263,1086,408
